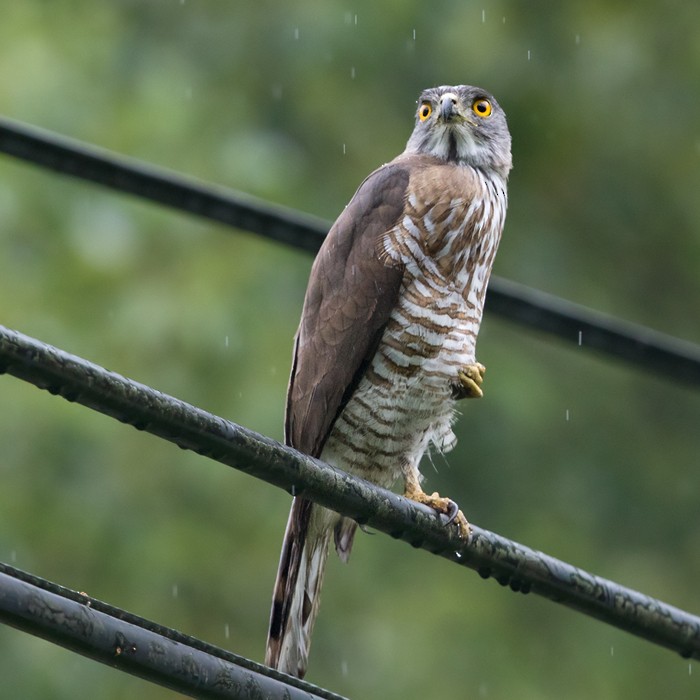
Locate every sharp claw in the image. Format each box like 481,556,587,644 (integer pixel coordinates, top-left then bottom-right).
404,485,470,537
444,499,459,525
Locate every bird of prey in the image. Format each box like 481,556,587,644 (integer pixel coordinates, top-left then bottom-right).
265,84,512,678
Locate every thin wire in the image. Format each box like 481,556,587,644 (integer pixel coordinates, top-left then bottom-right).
0,116,327,252
1,323,698,661
1,116,699,387
0,564,347,700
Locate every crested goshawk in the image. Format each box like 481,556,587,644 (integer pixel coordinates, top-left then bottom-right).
265,84,512,678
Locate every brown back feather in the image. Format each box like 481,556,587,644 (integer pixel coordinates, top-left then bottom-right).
284,161,414,457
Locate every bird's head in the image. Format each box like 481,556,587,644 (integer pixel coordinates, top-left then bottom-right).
405,84,512,178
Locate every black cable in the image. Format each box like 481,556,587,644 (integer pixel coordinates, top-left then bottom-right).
0,116,327,253
1,323,699,662
0,564,347,700
1,116,699,387
486,277,700,386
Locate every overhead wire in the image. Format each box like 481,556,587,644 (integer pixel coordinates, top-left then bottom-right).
0,563,347,700
1,116,699,387
1,324,699,663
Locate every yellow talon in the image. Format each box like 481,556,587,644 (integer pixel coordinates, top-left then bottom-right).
455,362,486,399
404,481,471,539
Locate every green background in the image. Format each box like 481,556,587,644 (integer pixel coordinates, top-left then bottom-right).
1,2,699,698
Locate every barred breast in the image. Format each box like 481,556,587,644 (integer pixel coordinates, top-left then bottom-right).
322,163,508,485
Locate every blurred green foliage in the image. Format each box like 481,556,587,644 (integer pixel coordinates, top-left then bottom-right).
1,1,699,698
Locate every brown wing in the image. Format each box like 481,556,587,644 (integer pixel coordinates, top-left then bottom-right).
285,161,411,458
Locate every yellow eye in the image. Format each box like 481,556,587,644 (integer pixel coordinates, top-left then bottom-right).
419,102,432,121
472,98,492,117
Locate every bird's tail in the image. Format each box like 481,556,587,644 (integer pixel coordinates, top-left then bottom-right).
265,496,357,678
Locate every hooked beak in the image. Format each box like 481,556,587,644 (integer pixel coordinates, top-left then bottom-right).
439,92,460,122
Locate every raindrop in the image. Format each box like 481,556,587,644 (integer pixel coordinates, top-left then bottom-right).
502,16,506,23
291,484,296,496
527,49,532,61
412,28,416,40
565,409,571,421
350,66,356,79
341,660,349,676
610,645,614,656
481,8,486,23
224,335,230,349
224,623,230,639
172,584,179,599
354,13,358,26
689,663,692,676
342,143,347,155
578,330,583,346
575,34,581,45
293,27,300,40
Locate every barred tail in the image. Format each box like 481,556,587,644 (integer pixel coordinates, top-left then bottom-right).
265,497,357,678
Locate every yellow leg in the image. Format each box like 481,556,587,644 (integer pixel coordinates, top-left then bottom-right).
403,473,470,539
453,362,486,400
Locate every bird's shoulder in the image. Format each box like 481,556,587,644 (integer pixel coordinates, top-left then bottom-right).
326,153,481,248
394,152,484,203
